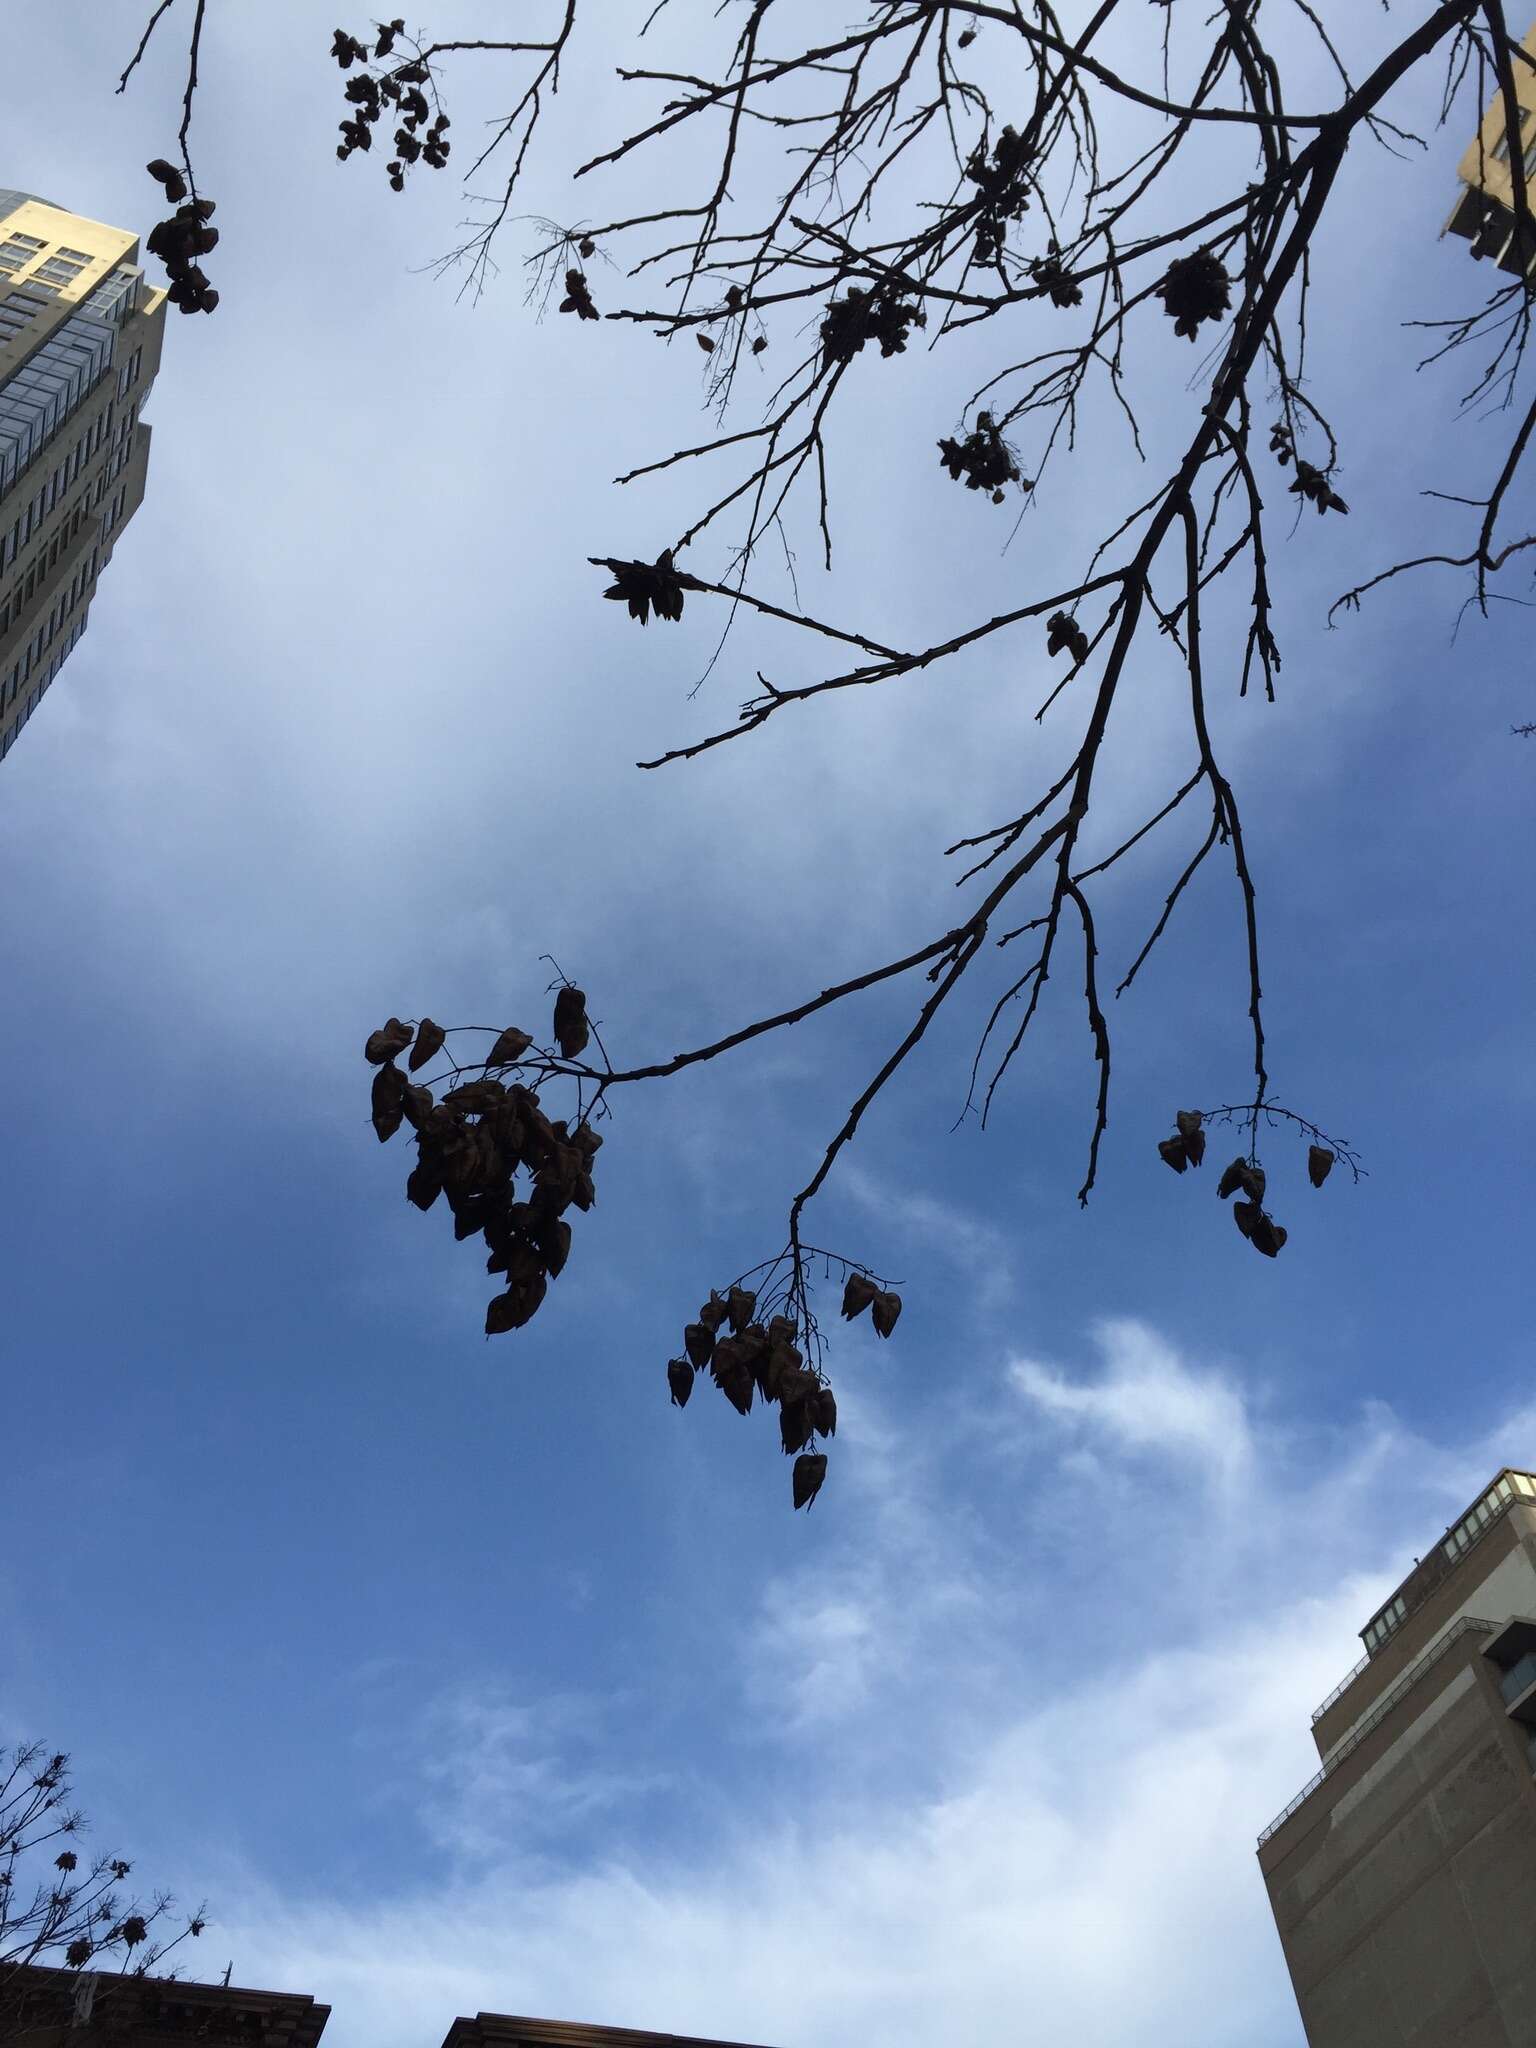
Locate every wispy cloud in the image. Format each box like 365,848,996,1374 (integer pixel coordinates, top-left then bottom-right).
1010,1317,1256,1490
412,1685,665,1866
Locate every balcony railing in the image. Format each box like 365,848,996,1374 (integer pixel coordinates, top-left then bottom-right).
1259,1616,1498,1848
1310,1651,1371,1725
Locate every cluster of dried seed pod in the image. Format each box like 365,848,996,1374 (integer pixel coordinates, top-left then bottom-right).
331,22,450,190
1046,610,1089,664
820,288,924,367
1157,1109,1207,1174
592,549,700,625
144,162,220,314
965,125,1031,264
365,986,600,1336
1155,248,1232,341
1032,243,1084,308
559,263,599,319
1271,420,1349,513
1157,1108,1339,1257
667,1268,902,1509
938,413,1025,502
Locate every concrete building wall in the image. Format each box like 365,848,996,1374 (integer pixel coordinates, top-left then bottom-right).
1265,1641,1536,2045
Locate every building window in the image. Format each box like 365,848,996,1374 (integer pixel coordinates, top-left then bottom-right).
0,233,45,271
33,255,86,285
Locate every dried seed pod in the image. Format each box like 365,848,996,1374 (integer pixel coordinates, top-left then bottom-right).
715,1352,754,1416
371,1063,405,1142
698,1293,730,1333
841,1272,878,1320
1308,1145,1336,1188
792,1452,829,1511
365,1017,413,1064
1217,1157,1265,1204
684,1322,716,1369
775,1362,814,1409
405,1160,442,1211
780,1400,815,1455
871,1290,902,1339
812,1386,838,1438
766,1315,798,1347
1249,1212,1287,1258
667,1357,694,1409
553,986,590,1060
488,1025,534,1066
1173,1112,1206,1167
485,1269,547,1333
535,1214,573,1279
146,158,186,199
1233,1201,1286,1256
758,1337,791,1404
1158,1136,1189,1174
444,1079,506,1114
401,1081,433,1130
409,1018,446,1072
726,1285,757,1333
739,1326,773,1397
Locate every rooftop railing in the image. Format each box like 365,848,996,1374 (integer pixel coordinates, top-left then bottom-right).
1259,1615,1498,1848
1307,1471,1536,1725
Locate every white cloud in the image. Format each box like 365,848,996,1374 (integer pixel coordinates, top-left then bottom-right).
1010,1318,1256,1490
204,1324,1530,2048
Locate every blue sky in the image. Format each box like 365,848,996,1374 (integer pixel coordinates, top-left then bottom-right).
3,6,1534,2045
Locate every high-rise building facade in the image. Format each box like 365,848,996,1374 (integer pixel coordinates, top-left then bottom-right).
1445,24,1536,277
0,190,165,764
1259,1468,1536,2046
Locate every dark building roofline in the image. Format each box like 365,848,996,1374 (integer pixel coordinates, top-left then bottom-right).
442,2012,781,2048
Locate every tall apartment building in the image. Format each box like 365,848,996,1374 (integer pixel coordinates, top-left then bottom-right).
0,189,165,764
1259,1467,1536,2046
1445,24,1536,276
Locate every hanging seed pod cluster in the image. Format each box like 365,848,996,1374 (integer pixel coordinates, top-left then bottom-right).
819,288,924,367
1157,1107,1345,1256
965,125,1032,264
1046,610,1090,665
1031,243,1084,308
666,1263,902,1510
938,413,1025,503
330,23,451,192
364,986,601,1337
1268,423,1348,514
591,550,700,624
144,163,220,314
560,268,599,320
1155,248,1232,341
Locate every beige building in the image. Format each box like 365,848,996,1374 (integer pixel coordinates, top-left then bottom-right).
0,189,165,764
1259,1468,1536,2045
1445,25,1536,276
